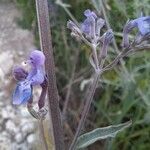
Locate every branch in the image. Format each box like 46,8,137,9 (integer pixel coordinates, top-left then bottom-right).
102,44,150,72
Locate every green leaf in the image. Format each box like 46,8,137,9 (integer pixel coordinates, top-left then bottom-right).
75,121,132,149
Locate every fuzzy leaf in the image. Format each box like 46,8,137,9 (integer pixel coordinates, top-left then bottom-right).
75,121,132,149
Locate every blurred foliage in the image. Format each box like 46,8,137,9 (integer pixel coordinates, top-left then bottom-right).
15,0,150,150
15,0,36,29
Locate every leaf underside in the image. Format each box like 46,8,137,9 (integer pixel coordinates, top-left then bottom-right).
75,120,132,149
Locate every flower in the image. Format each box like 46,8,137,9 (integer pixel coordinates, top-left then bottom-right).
67,9,105,43
12,50,46,107
81,9,97,38
26,50,45,85
133,16,150,36
96,18,105,36
99,29,114,59
67,9,113,72
12,66,28,81
122,16,150,47
13,81,32,105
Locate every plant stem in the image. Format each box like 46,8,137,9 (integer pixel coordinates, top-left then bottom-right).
91,44,99,70
35,0,65,149
69,72,100,150
39,120,48,150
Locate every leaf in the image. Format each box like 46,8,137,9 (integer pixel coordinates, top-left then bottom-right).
75,121,132,149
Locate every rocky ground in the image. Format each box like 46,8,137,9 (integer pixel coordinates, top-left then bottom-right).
0,2,39,150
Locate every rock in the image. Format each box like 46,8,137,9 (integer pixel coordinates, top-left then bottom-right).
21,122,35,135
0,135,11,150
0,2,37,149
6,119,17,133
27,134,36,144
0,51,13,76
1,109,9,119
20,107,31,117
6,105,15,119
1,131,10,138
15,133,23,143
12,143,28,150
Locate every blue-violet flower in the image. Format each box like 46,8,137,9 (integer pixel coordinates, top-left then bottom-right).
12,50,46,106
122,16,150,47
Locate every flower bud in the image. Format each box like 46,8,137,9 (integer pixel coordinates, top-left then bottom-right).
67,20,81,34
12,66,28,81
96,18,105,36
81,9,97,39
100,29,113,59
122,20,136,48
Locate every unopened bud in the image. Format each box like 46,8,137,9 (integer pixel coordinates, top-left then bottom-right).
12,66,28,81
96,18,105,36
67,20,81,34
100,29,113,59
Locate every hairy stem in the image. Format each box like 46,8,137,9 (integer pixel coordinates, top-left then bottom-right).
35,0,65,149
103,45,150,72
91,44,99,71
69,72,100,150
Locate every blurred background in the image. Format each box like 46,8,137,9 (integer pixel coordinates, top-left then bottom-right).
0,0,150,150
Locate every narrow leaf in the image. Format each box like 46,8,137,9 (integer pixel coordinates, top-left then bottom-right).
76,121,132,149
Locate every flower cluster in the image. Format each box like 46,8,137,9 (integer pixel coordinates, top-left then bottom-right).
67,10,150,73
12,50,47,110
67,9,113,72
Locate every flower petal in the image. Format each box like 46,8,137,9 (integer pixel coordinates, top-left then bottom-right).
28,68,45,85
136,17,150,35
28,50,45,67
12,66,28,81
12,81,32,105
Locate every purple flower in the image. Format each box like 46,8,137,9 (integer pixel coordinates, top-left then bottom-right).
12,66,28,81
12,50,46,107
13,81,32,105
26,50,45,85
96,18,105,36
81,9,97,37
133,16,150,36
67,9,105,43
99,29,113,59
122,16,150,47
84,9,97,19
